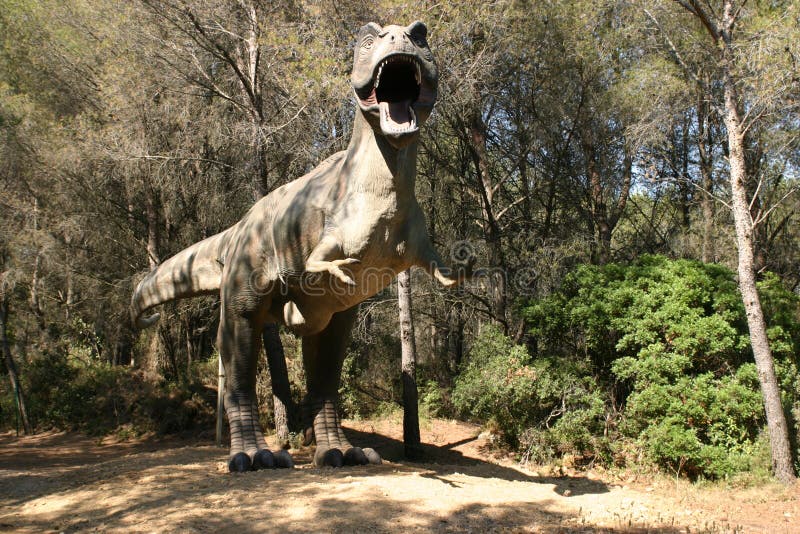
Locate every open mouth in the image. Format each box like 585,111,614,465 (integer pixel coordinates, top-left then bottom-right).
360,54,422,134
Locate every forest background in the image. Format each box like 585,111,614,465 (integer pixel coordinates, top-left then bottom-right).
1,0,799,483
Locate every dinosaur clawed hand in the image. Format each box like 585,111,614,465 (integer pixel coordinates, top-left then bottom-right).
306,258,360,286
433,258,486,288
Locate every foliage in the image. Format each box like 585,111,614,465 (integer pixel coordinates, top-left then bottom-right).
2,347,215,436
453,256,800,478
524,255,800,478
452,325,606,455
339,325,402,420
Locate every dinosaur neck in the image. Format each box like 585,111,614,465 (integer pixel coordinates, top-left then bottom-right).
345,110,417,197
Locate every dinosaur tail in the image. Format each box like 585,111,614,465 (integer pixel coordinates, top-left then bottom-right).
131,229,231,329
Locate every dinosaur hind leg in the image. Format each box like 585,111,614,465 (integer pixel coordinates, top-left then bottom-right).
302,307,381,467
218,304,293,472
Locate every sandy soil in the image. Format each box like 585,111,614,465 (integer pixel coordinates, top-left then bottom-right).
1,418,798,533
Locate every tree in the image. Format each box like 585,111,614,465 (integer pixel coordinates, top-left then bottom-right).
646,0,798,483
398,269,421,459
1,272,32,435
262,323,293,448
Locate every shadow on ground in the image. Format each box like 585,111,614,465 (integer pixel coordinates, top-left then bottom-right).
345,425,610,497
0,428,690,533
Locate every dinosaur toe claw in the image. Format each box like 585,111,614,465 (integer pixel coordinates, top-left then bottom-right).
344,446,369,466
228,452,252,473
274,450,294,468
252,449,275,470
315,447,345,468
363,447,382,465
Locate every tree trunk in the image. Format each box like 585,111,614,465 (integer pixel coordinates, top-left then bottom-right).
1,294,32,435
263,322,292,448
452,295,465,374
398,269,421,460
29,253,45,332
677,115,691,231
581,130,631,266
216,354,225,447
113,325,132,366
184,316,193,379
583,140,612,264
144,187,160,270
468,113,507,327
697,89,716,263
720,6,795,483
29,198,45,332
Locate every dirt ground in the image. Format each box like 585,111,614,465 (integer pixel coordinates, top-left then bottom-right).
1,418,798,533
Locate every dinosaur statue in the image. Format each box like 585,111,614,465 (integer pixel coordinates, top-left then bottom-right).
131,20,468,472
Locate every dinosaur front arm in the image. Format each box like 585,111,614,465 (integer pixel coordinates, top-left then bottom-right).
304,233,360,286
414,241,462,288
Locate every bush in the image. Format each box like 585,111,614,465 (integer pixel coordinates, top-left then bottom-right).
452,325,606,457
523,255,800,478
9,349,215,436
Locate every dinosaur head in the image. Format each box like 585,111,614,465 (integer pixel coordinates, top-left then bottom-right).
351,21,438,148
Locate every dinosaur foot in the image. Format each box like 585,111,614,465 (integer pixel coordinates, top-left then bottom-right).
225,393,295,473
228,449,295,473
307,399,382,468
313,445,382,468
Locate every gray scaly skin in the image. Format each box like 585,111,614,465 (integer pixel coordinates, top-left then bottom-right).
131,21,467,472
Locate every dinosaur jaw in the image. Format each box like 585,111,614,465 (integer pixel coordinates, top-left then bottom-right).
379,100,416,135
355,53,435,147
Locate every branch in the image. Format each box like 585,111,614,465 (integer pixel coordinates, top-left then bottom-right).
116,154,234,169
731,0,749,26
681,1,721,41
495,195,530,223
645,8,711,104
752,185,799,228
168,4,259,113
609,151,633,229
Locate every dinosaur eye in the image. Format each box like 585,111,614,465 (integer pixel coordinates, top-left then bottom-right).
358,35,373,61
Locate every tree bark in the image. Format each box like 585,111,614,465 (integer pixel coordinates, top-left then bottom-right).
29,253,45,332
718,0,795,484
215,353,225,447
697,88,716,263
144,187,160,270
583,139,612,264
263,322,292,448
29,198,45,332
398,269,422,460
1,294,32,435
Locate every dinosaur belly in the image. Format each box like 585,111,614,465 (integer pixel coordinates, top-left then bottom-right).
280,255,409,337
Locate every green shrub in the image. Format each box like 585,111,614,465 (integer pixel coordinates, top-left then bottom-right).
452,325,606,455
520,255,800,479
419,380,445,419
11,349,215,436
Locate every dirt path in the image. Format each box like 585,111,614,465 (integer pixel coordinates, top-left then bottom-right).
1,419,798,533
